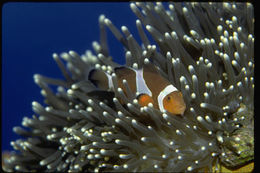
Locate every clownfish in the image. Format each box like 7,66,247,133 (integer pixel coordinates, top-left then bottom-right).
89,64,186,115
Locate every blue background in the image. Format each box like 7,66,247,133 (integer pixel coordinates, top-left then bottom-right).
2,2,140,151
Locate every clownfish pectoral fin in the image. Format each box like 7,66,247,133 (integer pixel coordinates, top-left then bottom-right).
136,93,155,107
88,69,109,90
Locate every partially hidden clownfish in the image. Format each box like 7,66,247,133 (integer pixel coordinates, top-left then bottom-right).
88,63,186,115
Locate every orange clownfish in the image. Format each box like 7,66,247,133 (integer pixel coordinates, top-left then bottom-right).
89,63,186,115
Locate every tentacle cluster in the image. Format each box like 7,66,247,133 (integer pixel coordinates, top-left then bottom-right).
4,2,254,172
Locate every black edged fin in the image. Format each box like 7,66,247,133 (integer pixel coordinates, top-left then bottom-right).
114,66,133,79
88,69,109,90
136,93,154,107
136,93,146,100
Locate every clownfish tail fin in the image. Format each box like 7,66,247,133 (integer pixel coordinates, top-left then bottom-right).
88,69,110,90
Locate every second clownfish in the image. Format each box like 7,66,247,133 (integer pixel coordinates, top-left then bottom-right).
89,63,186,115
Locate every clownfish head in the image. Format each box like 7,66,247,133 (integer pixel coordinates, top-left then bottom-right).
163,91,186,115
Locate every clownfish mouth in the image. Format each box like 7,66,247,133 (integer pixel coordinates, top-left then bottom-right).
172,97,186,115
175,104,186,115
170,97,186,115
168,102,186,115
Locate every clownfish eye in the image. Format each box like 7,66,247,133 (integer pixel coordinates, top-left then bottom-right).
167,96,172,101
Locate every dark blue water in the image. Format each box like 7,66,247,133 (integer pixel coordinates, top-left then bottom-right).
2,2,140,151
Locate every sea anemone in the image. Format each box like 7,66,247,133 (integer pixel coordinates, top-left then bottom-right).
3,2,254,172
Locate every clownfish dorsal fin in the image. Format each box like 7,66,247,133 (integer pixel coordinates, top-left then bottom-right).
136,93,155,107
114,66,137,94
88,69,110,90
142,62,160,75
114,66,133,79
